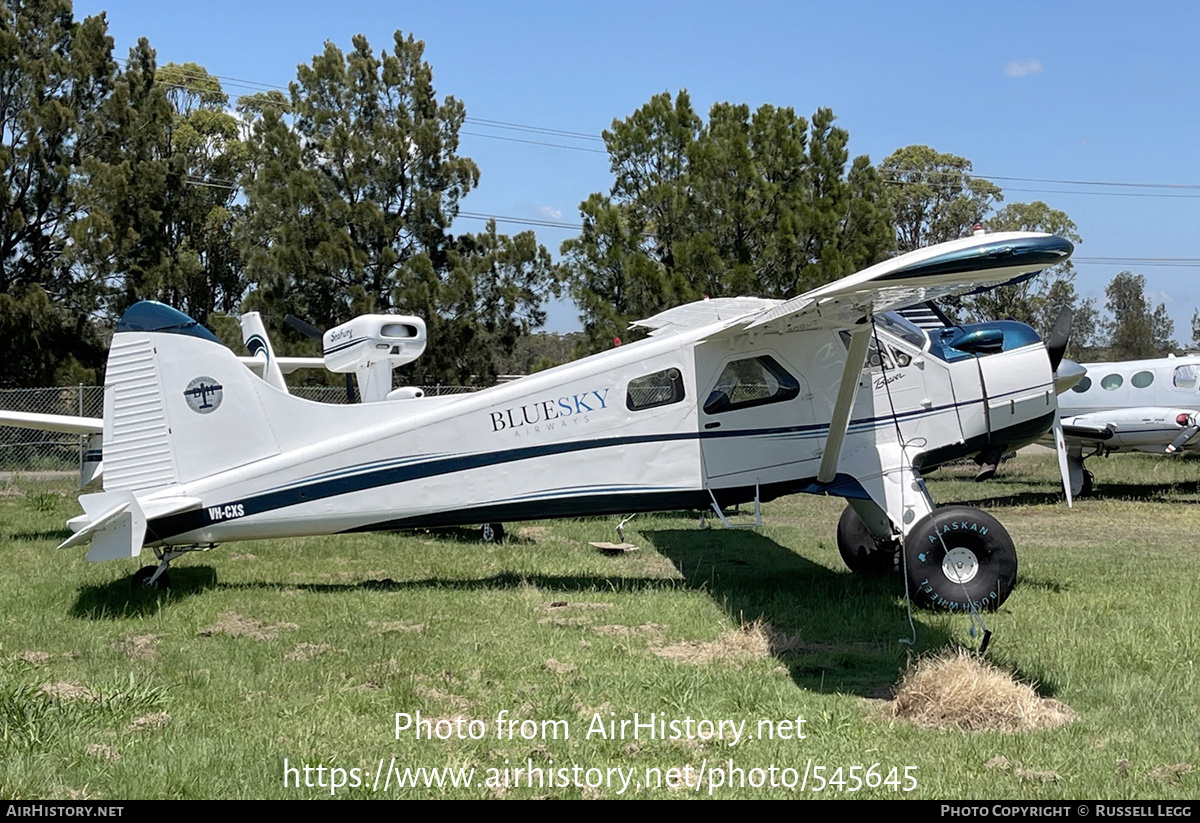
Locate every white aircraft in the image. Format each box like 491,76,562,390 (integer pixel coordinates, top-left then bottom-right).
1056,353,1200,496
0,231,1081,615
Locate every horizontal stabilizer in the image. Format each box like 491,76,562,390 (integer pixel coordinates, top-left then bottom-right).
0,410,102,435
59,491,148,562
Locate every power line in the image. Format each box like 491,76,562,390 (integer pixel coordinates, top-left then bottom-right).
459,131,607,154
1075,257,1200,267
133,58,1200,197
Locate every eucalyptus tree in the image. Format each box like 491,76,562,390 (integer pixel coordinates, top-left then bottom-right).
562,92,892,354
0,0,116,385
240,31,559,382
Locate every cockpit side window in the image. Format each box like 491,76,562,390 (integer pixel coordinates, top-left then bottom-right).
703,355,800,414
1173,365,1200,389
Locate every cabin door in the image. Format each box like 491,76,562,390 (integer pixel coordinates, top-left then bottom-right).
695,347,816,495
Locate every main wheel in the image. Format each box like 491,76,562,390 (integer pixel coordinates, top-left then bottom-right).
480,522,505,543
1080,469,1094,498
902,506,1016,612
836,505,899,577
132,565,171,592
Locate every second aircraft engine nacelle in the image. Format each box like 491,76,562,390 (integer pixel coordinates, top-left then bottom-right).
322,315,427,402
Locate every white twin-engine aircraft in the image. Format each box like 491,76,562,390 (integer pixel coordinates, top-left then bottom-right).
1055,353,1200,496
3,232,1082,613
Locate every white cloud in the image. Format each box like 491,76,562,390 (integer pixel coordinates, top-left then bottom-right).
1005,59,1043,78
539,206,563,220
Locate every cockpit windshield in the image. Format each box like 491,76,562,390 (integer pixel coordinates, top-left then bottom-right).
877,311,929,350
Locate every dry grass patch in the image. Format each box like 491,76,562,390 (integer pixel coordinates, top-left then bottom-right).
649,620,805,665
198,612,299,641
15,651,52,664
1147,763,1193,784
544,658,576,674
127,712,171,732
540,600,613,612
888,649,1075,732
284,642,333,661
85,743,120,763
113,634,159,660
367,620,425,634
593,622,668,638
40,681,96,701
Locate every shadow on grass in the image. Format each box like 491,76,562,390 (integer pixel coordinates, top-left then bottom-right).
640,528,955,698
10,528,73,541
71,565,219,619
933,477,1200,508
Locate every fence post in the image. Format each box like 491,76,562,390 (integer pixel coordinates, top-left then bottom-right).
77,383,84,477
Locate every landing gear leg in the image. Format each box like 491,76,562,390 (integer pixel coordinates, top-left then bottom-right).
130,545,212,592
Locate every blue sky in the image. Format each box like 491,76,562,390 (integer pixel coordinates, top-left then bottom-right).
74,0,1200,340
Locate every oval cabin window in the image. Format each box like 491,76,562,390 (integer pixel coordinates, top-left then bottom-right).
1101,374,1123,391
1131,371,1154,388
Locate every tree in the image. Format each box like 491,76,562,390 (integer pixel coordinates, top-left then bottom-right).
562,92,893,353
1101,272,1176,359
71,48,249,328
239,31,559,382
879,148,1095,350
0,0,117,385
878,145,1002,252
971,201,1096,355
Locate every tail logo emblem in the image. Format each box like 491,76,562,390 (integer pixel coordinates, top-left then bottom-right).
184,376,224,414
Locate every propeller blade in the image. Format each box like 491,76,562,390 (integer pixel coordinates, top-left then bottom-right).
1046,306,1072,373
285,314,325,343
1053,415,1073,508
1166,423,1200,454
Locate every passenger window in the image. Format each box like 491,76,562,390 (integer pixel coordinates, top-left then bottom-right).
1173,365,1200,389
1101,374,1123,391
704,355,800,414
1071,376,1092,393
626,368,685,411
1131,371,1154,389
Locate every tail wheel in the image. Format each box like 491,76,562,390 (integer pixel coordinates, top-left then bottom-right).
480,522,505,544
132,565,171,592
903,505,1016,612
836,505,899,577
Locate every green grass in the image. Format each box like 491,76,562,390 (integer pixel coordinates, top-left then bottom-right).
0,453,1196,799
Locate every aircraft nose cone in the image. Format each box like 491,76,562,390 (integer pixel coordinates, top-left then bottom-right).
1053,359,1087,395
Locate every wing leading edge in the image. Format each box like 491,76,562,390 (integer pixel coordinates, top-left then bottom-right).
632,232,1073,338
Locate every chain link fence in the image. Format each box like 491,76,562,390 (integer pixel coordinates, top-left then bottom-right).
0,383,481,493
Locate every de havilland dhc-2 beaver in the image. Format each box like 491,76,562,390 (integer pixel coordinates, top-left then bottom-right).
0,231,1084,614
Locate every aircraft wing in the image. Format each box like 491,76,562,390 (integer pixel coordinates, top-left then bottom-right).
743,232,1073,334
0,410,102,435
635,297,782,337
632,232,1072,338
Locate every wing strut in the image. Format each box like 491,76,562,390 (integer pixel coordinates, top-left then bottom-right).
818,322,873,484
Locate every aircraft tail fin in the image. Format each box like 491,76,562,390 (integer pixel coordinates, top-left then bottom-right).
102,302,281,494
